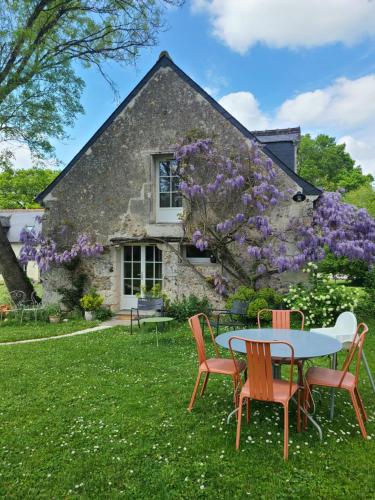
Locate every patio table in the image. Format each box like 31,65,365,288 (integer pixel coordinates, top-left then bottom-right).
215,328,342,440
139,316,174,347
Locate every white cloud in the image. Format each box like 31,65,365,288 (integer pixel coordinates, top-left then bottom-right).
219,91,269,130
0,142,34,169
192,0,375,53
217,74,375,176
276,75,375,131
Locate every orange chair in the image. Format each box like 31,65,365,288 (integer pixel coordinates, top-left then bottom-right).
257,309,305,330
230,337,301,460
303,323,369,438
187,313,246,412
258,309,305,384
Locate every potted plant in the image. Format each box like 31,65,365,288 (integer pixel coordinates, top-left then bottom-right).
80,289,104,320
46,304,61,323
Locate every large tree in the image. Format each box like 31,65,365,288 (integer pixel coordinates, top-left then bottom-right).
0,165,58,208
297,134,373,192
0,0,183,300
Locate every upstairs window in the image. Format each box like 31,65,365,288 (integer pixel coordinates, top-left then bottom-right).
156,159,182,223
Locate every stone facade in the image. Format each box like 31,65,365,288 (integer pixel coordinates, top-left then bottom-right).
38,54,320,311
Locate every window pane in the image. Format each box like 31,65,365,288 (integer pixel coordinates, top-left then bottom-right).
159,161,170,176
171,176,180,191
160,193,170,208
133,262,141,278
124,280,132,295
145,280,154,291
172,192,182,207
145,262,154,279
155,247,162,262
146,246,154,262
186,245,211,258
170,160,178,174
124,246,132,261
159,176,170,193
132,279,141,295
132,246,141,261
124,262,132,279
155,263,162,279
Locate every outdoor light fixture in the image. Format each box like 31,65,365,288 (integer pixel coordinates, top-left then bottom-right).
292,191,306,202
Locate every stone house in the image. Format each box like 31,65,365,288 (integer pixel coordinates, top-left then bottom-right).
36,52,321,311
0,209,43,283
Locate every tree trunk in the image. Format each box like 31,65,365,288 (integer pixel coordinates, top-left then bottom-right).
0,220,36,304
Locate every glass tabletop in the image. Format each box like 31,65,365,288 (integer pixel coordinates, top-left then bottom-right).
215,328,342,360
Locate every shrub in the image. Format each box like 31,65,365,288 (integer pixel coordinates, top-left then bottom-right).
94,307,113,321
57,273,87,312
284,262,362,327
226,286,284,320
80,289,104,311
167,295,212,322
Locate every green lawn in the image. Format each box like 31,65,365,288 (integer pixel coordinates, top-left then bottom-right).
0,319,99,343
0,320,374,498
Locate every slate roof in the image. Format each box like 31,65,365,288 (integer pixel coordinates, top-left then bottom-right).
0,209,43,243
36,53,321,203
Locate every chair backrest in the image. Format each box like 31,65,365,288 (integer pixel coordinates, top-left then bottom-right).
340,323,368,386
231,300,248,315
229,337,295,400
9,290,26,308
138,297,163,311
257,309,304,330
334,311,357,337
188,313,219,366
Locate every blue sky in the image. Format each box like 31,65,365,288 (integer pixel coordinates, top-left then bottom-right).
13,0,375,176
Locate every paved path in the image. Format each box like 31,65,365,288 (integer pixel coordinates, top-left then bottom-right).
0,324,114,346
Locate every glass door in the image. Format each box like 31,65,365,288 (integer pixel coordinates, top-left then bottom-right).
121,245,163,309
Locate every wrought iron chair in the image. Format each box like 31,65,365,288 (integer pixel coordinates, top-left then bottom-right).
210,300,250,335
130,297,164,334
20,291,44,324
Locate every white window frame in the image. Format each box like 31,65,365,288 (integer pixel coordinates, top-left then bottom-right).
183,245,213,265
155,158,182,223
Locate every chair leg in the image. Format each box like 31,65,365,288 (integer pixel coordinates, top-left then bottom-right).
297,389,301,433
361,351,375,395
354,387,368,422
200,373,210,396
349,390,367,439
188,372,203,412
303,383,312,430
329,353,337,421
246,398,250,424
235,395,243,450
283,403,289,460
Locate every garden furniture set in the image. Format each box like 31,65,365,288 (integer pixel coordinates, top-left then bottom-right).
187,309,371,460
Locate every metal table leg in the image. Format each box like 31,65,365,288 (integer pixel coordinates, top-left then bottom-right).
362,351,375,394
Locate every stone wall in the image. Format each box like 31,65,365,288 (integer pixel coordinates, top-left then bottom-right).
41,60,316,310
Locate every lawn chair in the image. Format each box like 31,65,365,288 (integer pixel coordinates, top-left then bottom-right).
229,336,301,460
0,291,27,321
310,312,375,396
130,297,164,334
187,313,246,411
258,309,305,384
20,291,44,324
304,323,369,439
210,300,250,335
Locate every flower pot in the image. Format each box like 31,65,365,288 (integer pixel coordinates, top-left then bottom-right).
84,311,94,321
49,315,60,323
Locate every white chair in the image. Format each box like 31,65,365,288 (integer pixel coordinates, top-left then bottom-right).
311,311,375,419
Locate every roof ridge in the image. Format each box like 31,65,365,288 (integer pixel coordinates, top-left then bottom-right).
36,54,320,202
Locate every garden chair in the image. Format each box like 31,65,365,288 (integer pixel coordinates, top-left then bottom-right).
20,291,44,324
210,300,250,335
257,309,305,384
303,323,369,439
0,291,27,321
130,297,164,334
229,336,301,460
187,313,246,411
311,312,375,396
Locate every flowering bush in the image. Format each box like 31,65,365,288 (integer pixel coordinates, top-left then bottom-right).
284,263,362,327
226,286,283,320
80,289,104,312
